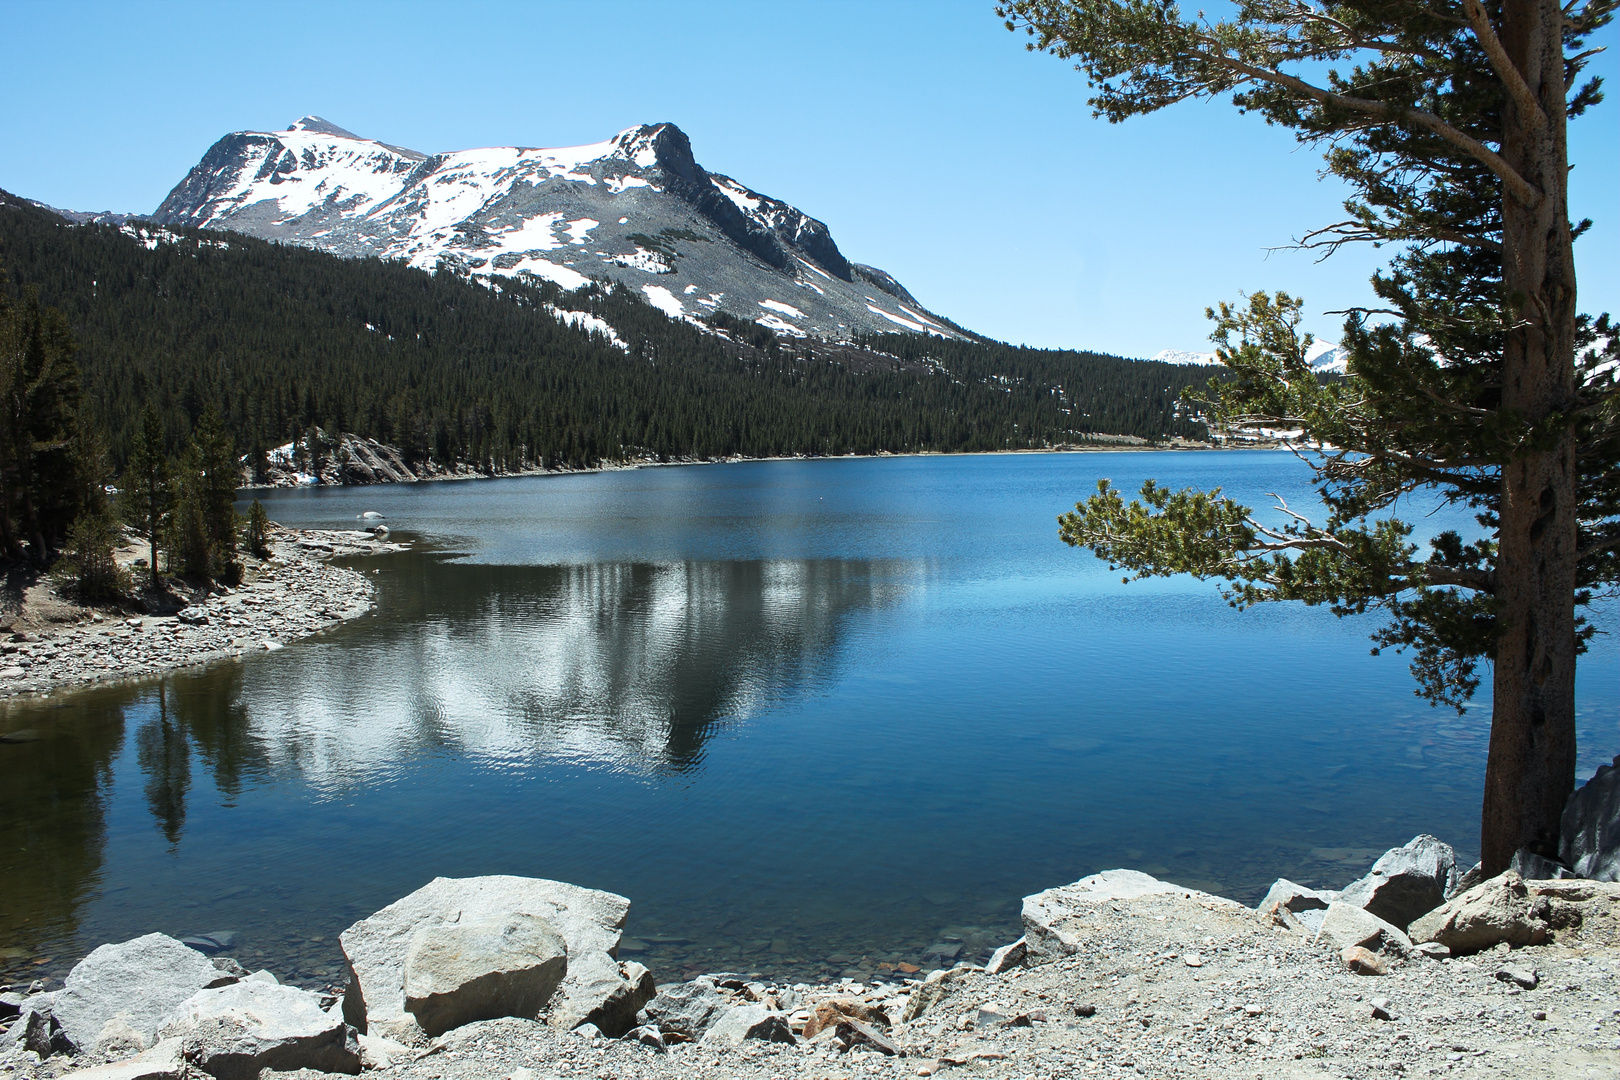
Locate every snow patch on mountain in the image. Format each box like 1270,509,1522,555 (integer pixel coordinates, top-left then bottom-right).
547,305,627,351
759,299,805,319
641,284,687,320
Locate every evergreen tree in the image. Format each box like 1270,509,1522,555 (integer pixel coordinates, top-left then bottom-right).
123,404,170,587
242,498,270,560
0,270,87,562
168,407,239,584
1003,0,1619,871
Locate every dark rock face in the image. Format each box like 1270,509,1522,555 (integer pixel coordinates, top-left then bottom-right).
1561,756,1619,881
151,117,961,342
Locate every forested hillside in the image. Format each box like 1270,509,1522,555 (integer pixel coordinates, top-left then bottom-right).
0,192,1212,474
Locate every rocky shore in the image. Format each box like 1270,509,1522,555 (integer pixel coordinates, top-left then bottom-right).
0,527,402,702
3,819,1618,1080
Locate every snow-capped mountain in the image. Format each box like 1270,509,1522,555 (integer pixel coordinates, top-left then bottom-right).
1149,340,1348,373
153,116,961,341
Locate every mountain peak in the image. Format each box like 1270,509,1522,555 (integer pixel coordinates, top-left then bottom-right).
609,123,700,182
287,115,361,139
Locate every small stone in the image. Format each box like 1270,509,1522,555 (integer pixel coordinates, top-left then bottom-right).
1370,997,1395,1021
1416,942,1451,960
984,937,1026,975
1183,952,1204,967
1342,945,1388,976
976,1003,1008,1026
1494,962,1538,990
1074,1003,1097,1017
1532,1010,1547,1021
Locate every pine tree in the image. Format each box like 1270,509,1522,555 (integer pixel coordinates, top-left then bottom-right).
243,498,270,560
1003,0,1620,871
0,272,87,562
172,406,240,584
123,405,170,587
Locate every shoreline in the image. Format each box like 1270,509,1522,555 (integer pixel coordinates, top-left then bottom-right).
0,527,401,704
2,862,1615,1080
240,439,1281,491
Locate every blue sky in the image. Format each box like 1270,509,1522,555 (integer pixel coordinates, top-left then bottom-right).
2,0,1615,357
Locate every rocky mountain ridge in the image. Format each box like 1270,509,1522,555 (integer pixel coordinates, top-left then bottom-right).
151,116,964,342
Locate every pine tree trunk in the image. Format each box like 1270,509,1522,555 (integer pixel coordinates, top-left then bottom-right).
1480,0,1580,875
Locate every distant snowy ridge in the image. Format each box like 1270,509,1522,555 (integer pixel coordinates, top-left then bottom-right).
1150,349,1220,366
152,116,963,342
1149,340,1348,374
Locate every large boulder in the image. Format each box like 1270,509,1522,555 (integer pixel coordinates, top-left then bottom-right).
642,978,732,1040
156,980,359,1080
52,934,227,1053
1022,870,1186,962
338,876,640,1040
1561,756,1620,881
401,914,568,1037
1337,835,1460,929
1408,871,1549,955
1313,902,1413,955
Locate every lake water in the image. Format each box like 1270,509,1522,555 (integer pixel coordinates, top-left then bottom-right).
3,451,1616,989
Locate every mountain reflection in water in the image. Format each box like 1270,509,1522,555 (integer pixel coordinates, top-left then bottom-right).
240,555,912,784
0,554,913,981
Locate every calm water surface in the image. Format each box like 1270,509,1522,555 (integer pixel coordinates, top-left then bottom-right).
3,452,1616,987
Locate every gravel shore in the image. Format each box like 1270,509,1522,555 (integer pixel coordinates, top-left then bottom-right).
0,528,397,701
8,875,1612,1080
331,883,1619,1080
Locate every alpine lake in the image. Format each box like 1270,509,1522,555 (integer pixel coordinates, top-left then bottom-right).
3,451,1616,991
